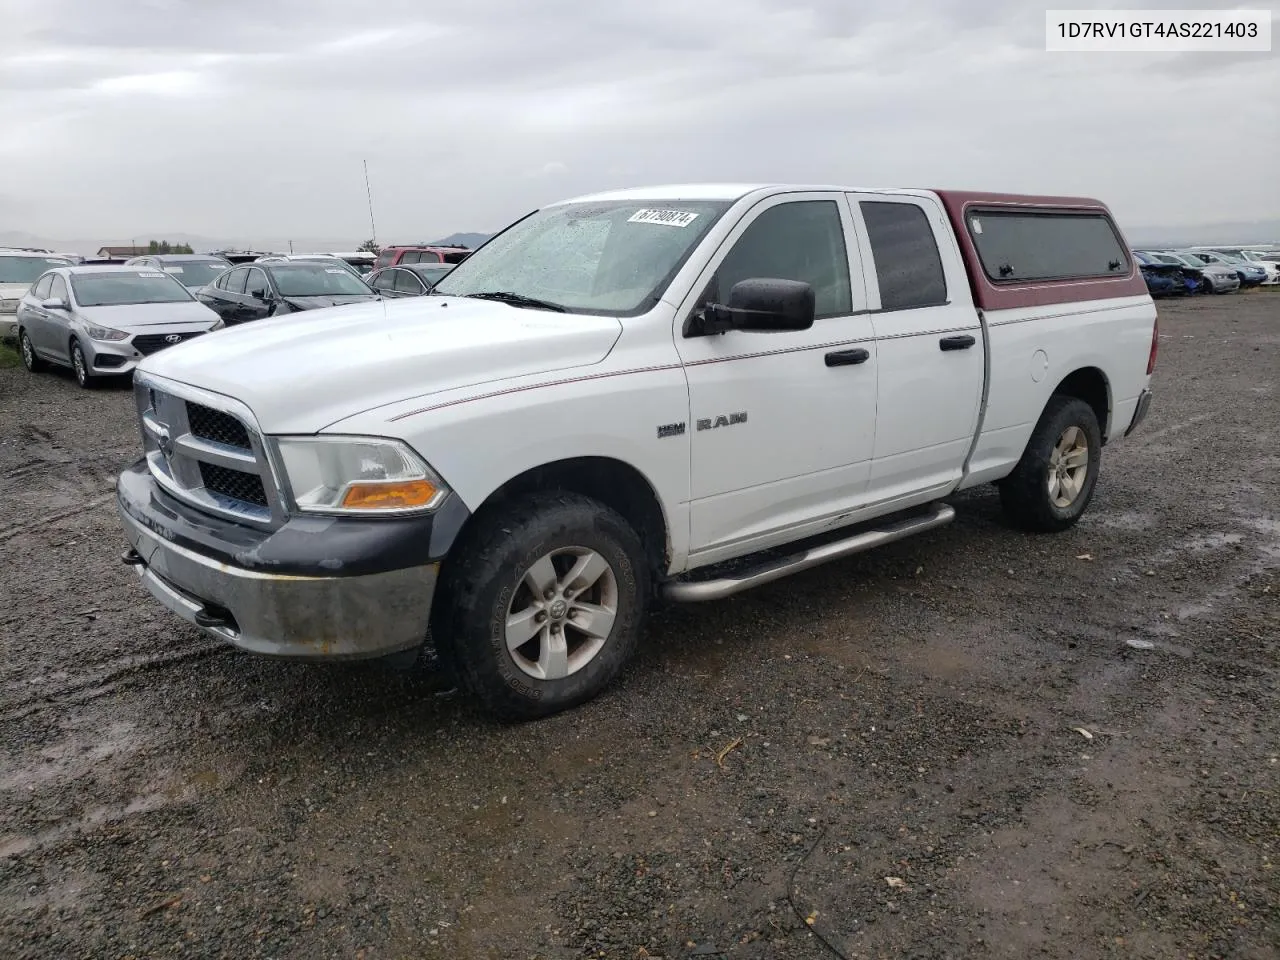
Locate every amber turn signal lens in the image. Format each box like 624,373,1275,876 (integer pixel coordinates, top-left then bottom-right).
340,479,439,510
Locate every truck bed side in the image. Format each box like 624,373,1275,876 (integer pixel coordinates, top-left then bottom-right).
934,190,1156,489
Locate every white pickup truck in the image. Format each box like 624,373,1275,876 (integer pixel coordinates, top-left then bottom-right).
116,184,1157,720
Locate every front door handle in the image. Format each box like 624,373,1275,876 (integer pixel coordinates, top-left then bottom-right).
939,335,976,351
825,348,870,367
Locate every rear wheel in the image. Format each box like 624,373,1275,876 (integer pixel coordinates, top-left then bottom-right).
999,395,1102,533
18,330,47,372
70,340,101,389
433,492,650,721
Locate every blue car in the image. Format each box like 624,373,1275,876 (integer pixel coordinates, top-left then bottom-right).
1132,250,1189,297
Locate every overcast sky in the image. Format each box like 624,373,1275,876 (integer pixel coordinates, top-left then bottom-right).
1,0,1276,245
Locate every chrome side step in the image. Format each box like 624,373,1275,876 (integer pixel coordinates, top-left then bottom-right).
663,502,956,603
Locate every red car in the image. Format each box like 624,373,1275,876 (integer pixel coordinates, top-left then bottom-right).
373,245,472,269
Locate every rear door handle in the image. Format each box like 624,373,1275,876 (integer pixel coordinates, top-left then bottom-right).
939,335,976,351
824,348,870,367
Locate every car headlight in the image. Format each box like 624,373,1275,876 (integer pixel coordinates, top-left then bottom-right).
209,317,226,331
83,324,129,341
273,436,449,514
0,298,17,314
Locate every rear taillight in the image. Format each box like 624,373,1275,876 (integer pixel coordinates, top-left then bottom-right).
1147,316,1159,375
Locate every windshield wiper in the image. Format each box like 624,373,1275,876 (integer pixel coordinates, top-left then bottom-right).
461,291,567,312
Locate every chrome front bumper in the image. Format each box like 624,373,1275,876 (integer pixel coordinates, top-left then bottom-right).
118,499,438,661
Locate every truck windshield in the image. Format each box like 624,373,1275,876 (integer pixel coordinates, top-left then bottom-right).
431,199,733,316
71,271,194,306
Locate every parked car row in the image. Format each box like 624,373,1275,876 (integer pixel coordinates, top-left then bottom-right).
1132,246,1277,297
10,247,460,386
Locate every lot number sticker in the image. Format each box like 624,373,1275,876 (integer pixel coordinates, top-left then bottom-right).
138,271,165,278
628,209,699,227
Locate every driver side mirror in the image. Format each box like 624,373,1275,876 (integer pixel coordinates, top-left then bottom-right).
699,278,816,335
40,297,68,311
249,287,270,301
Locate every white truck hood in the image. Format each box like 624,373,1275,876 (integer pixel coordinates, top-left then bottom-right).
0,282,33,299
138,296,624,433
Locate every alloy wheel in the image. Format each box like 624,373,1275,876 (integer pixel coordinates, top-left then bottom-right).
504,547,619,681
1047,425,1089,508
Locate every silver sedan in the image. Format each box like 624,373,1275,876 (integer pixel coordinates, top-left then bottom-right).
16,266,223,388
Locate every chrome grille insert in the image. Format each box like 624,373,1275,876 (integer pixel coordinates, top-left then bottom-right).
133,372,283,527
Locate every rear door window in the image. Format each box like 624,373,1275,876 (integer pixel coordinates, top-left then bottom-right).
226,267,249,294
860,201,948,311
967,210,1130,282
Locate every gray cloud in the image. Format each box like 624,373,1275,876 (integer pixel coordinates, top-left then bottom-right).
1,0,1275,247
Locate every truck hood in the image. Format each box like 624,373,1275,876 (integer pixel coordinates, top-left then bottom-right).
139,296,624,433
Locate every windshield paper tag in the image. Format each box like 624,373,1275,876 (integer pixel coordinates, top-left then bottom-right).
163,266,184,272
324,268,345,273
137,271,165,278
970,218,983,235
628,209,699,227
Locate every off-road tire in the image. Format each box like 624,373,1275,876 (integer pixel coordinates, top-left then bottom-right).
18,330,47,372
433,492,650,722
998,395,1102,533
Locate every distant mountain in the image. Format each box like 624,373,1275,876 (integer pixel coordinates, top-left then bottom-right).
430,232,491,249
1,229,497,257
1127,219,1280,248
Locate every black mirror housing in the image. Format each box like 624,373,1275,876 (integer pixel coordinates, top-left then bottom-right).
703,278,816,334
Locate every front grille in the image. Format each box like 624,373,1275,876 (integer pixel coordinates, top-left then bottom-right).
187,402,251,449
200,462,269,508
132,331,204,356
135,378,278,525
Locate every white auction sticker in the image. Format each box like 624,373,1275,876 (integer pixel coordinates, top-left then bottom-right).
1046,9,1271,52
628,209,699,227
137,271,165,278
163,266,184,273
324,268,345,273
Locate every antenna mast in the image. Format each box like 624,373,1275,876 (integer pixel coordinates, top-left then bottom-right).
363,159,378,246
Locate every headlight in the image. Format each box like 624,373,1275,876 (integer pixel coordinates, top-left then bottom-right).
274,436,449,514
0,299,17,314
209,317,226,331
83,324,129,341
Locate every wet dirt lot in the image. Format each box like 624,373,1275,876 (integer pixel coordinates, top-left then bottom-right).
0,294,1276,960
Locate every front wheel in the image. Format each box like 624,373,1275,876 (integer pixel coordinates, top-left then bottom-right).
433,492,650,722
70,340,101,389
998,395,1102,533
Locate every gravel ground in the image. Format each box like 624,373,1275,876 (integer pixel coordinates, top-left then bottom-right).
0,293,1277,960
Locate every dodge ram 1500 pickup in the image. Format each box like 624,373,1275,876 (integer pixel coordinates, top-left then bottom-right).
116,184,1158,720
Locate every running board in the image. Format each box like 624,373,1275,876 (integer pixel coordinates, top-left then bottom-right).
663,502,956,603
